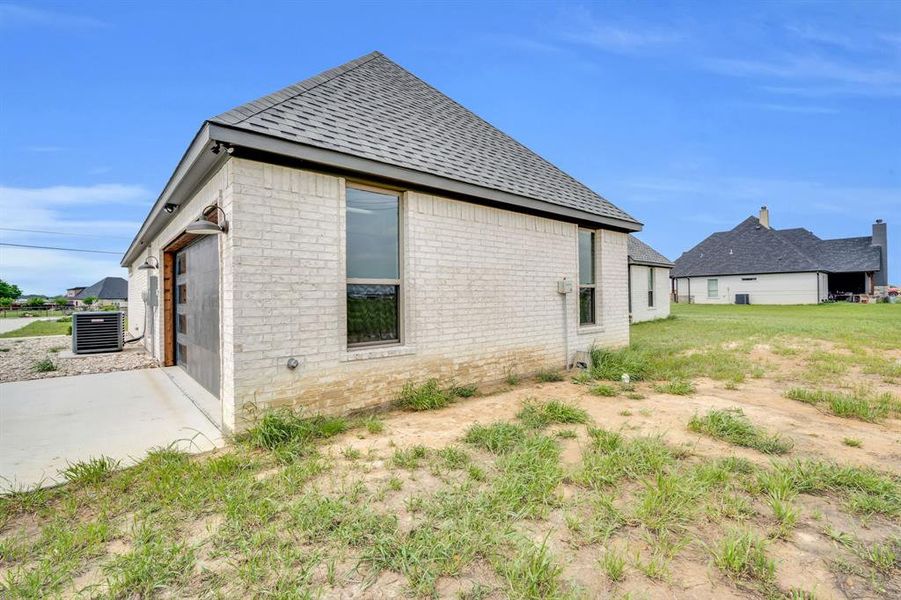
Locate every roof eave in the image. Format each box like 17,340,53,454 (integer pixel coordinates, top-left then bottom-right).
629,259,674,268
121,123,224,266
209,123,642,233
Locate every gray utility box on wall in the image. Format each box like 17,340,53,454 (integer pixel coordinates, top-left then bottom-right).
72,312,124,354
735,293,750,305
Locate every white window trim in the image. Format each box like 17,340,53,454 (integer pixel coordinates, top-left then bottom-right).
578,228,597,327
341,181,407,351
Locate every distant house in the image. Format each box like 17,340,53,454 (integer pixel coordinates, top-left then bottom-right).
75,277,128,308
65,286,85,299
672,207,889,304
628,236,673,323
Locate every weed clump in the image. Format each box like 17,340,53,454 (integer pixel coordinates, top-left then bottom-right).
785,387,899,423
517,400,588,429
653,379,695,396
61,456,120,485
589,346,650,381
397,379,452,411
464,422,527,454
589,384,618,397
714,529,774,582
242,409,347,452
688,409,793,455
535,369,564,383
32,358,56,373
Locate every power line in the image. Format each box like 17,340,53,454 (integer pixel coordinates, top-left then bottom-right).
0,227,131,240
0,242,121,255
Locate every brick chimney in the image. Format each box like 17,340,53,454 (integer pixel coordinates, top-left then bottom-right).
872,219,888,290
759,206,770,229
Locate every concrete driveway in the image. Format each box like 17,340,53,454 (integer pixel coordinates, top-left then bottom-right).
0,368,224,491
0,316,57,335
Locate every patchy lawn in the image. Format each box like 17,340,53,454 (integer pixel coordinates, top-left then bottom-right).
0,318,70,339
1,304,899,599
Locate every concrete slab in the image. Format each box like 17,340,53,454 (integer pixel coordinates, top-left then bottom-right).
0,368,224,491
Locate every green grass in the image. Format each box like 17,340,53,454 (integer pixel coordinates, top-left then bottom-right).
653,379,695,395
31,358,56,373
464,422,528,454
589,383,618,397
785,387,899,422
397,379,452,411
516,399,588,429
576,428,676,489
688,408,794,455
240,409,347,454
535,369,564,383
60,456,120,485
600,546,626,581
843,437,862,448
0,320,71,338
497,537,570,599
714,529,775,583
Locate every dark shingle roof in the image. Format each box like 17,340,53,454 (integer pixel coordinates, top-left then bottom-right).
628,236,673,267
75,277,127,300
672,217,881,277
210,51,638,225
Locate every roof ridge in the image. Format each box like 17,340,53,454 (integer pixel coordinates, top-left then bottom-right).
211,51,384,126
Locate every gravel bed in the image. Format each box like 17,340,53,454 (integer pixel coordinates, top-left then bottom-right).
0,336,158,383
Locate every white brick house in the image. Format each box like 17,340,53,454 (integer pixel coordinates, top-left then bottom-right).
122,52,641,432
627,236,673,323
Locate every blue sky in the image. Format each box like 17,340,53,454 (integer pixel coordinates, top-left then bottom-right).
1,0,899,294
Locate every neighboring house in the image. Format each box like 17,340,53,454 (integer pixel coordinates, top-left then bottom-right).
628,236,673,323
123,51,642,432
65,286,85,299
75,277,128,308
672,207,889,305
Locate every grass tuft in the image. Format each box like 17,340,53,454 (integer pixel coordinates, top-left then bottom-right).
785,387,899,422
464,422,527,454
535,369,564,383
241,409,347,452
32,357,56,373
653,379,695,395
842,437,862,448
397,379,452,411
589,346,650,381
688,408,793,455
589,383,618,397
713,529,775,582
60,456,119,485
516,399,588,429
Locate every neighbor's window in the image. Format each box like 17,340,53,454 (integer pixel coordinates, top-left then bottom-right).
346,185,401,346
707,278,718,298
578,230,595,325
648,267,655,308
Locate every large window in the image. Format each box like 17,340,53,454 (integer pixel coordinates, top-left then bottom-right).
648,267,655,308
346,185,401,346
707,278,718,299
578,230,595,325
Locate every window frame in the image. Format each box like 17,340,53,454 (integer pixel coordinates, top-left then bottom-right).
578,229,597,326
647,266,655,308
707,278,718,299
345,182,404,349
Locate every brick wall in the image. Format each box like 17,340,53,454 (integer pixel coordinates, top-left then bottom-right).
226,158,629,429
629,264,672,323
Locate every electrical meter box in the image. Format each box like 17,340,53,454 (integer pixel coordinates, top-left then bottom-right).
557,279,573,294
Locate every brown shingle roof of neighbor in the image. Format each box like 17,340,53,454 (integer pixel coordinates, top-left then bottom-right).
672,216,881,278
628,235,673,267
210,51,639,226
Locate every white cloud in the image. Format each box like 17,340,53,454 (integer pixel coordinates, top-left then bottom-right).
0,246,124,296
0,183,147,294
0,4,106,29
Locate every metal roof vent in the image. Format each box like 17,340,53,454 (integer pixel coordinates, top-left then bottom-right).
72,312,124,354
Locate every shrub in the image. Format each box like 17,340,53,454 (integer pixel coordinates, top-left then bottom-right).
397,379,452,411
688,409,793,455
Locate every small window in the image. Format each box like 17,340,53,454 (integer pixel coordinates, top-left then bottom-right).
707,278,718,298
177,343,187,365
178,314,187,334
578,230,596,325
177,284,187,304
648,267,655,308
346,186,401,346
177,254,186,275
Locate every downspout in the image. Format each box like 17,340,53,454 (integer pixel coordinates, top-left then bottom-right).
816,271,820,303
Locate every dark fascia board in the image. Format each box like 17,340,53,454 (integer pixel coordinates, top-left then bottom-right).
208,123,643,233
121,124,224,266
669,270,828,278
629,259,674,268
